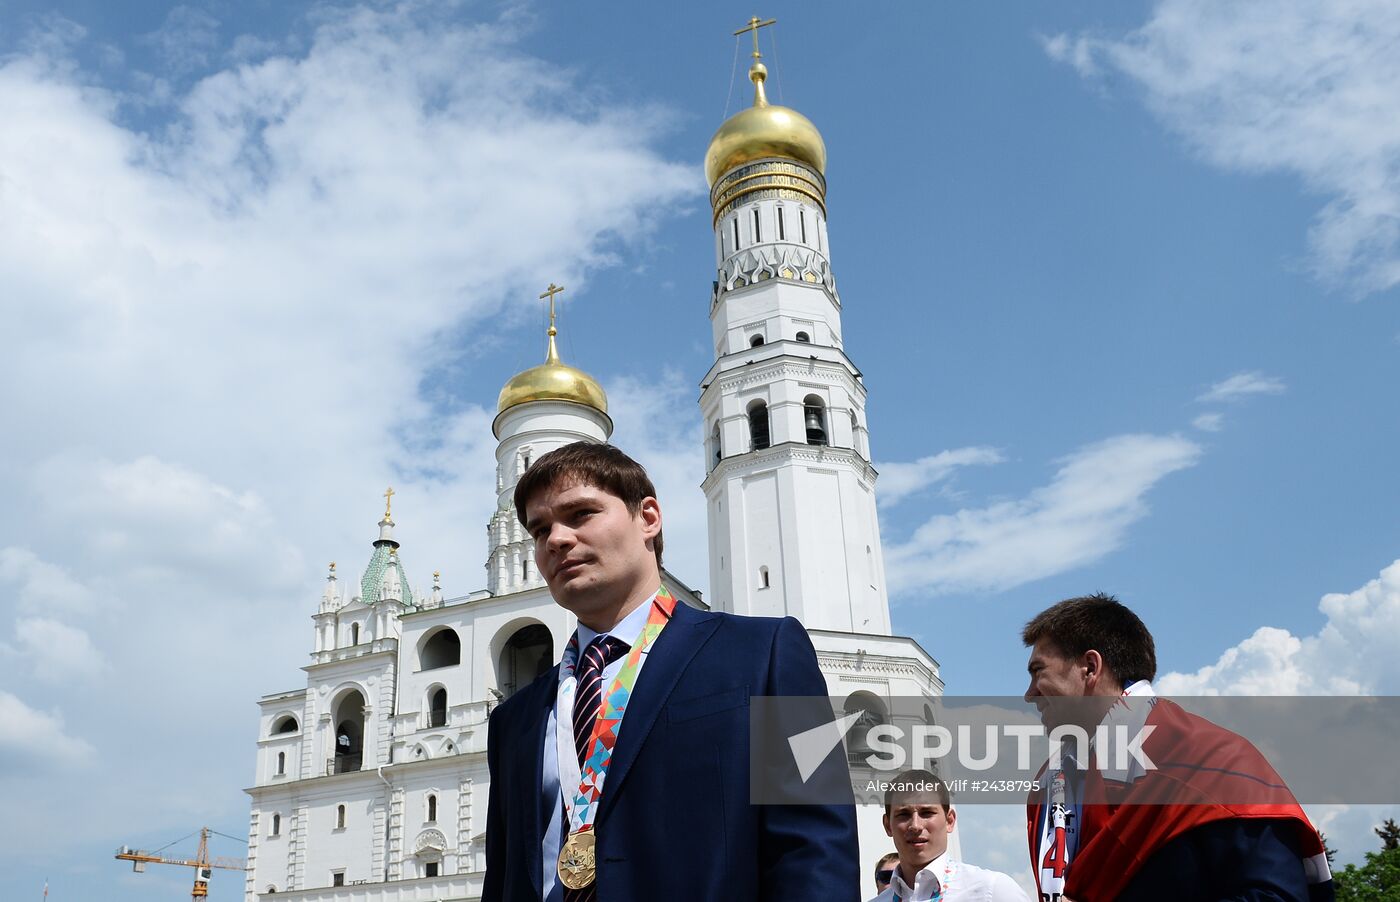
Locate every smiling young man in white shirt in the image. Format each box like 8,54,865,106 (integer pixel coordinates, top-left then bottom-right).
872,769,1028,902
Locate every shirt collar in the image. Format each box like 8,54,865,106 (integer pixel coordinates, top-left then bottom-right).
575,588,658,651
890,851,952,899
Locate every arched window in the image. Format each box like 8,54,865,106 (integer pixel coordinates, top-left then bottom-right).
272,715,298,735
429,687,448,728
747,401,771,451
498,624,553,698
270,813,281,836
709,422,722,471
777,206,786,240
795,331,810,343
420,628,461,670
803,395,828,446
521,557,529,582
843,691,889,769
749,334,765,348
350,622,360,646
427,794,438,822
758,565,770,589
276,751,285,775
333,691,365,774
336,804,347,829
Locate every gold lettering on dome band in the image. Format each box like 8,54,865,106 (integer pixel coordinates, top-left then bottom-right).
711,159,827,224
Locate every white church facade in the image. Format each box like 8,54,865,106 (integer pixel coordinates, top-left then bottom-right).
243,34,943,902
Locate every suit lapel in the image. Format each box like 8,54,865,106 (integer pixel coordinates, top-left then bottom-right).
523,664,558,897
595,603,721,825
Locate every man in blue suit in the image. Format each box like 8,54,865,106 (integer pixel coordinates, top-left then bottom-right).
483,442,859,902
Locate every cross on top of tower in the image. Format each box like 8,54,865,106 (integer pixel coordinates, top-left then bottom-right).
538,283,565,337
383,486,394,520
734,15,776,61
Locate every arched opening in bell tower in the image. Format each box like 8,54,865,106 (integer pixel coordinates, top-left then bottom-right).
842,691,889,769
747,401,771,451
428,686,448,728
420,627,461,670
497,623,553,698
803,395,828,446
332,690,366,774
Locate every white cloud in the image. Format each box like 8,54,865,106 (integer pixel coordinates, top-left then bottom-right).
0,547,98,615
1039,32,1097,78
604,372,708,591
1197,371,1286,403
1159,558,1400,695
142,5,221,75
0,690,94,766
32,454,303,592
876,446,1005,506
1192,412,1225,432
0,2,697,857
1045,0,1400,295
885,434,1201,597
10,617,106,683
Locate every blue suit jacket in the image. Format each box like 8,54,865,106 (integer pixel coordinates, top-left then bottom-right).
482,601,860,901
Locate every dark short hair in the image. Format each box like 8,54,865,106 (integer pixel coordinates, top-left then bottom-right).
1022,593,1156,686
513,442,663,566
883,768,951,813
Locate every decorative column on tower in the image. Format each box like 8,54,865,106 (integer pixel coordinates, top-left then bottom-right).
700,19,891,635
487,285,613,596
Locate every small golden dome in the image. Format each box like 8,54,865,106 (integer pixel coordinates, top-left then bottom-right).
704,62,826,187
496,328,607,416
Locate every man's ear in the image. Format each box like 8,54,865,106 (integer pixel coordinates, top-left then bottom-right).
638,496,661,540
945,806,956,834
1083,649,1120,695
882,812,892,838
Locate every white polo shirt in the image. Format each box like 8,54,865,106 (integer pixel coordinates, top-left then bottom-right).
869,851,1029,902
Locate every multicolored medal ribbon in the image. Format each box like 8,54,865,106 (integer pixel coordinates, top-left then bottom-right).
555,586,677,889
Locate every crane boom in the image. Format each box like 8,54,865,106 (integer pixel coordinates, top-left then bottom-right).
113,827,247,900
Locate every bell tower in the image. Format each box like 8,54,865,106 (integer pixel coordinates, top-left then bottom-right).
699,19,891,635
487,284,612,596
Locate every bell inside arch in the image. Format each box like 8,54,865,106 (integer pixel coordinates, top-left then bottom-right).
804,404,828,446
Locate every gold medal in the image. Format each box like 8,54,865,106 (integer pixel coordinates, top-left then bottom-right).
557,831,597,890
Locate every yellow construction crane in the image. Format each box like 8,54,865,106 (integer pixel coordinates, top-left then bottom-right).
114,826,246,900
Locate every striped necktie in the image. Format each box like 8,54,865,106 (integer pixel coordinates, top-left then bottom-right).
572,635,630,768
566,635,629,902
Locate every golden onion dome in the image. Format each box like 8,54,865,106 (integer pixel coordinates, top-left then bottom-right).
496,327,607,416
704,61,826,187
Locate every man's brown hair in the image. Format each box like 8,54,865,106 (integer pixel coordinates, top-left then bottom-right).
1021,592,1156,686
883,768,951,813
513,442,663,566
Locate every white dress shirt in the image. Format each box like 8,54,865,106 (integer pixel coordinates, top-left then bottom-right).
539,593,659,901
869,851,1030,902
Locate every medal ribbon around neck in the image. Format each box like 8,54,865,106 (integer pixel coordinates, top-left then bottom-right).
555,586,677,837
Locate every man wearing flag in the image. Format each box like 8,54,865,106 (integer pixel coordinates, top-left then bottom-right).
1021,594,1334,901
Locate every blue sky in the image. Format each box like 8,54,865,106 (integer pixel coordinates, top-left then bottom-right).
2,1,1398,898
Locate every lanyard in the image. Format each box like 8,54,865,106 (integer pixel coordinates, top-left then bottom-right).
554,586,677,834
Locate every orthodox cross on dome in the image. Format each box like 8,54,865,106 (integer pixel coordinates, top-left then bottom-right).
734,15,776,61
383,486,395,520
538,283,565,337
